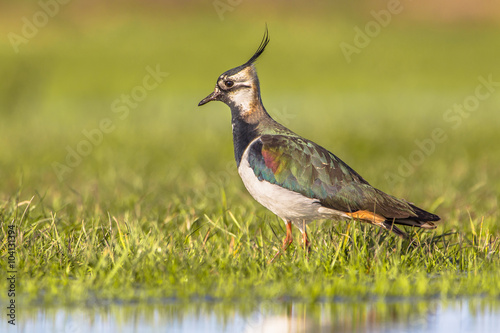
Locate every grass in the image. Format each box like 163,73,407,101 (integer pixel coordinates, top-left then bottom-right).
2,190,500,306
1,6,500,307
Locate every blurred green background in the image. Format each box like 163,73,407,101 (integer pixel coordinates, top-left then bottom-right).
1,0,499,229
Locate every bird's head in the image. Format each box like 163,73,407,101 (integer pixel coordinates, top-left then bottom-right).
198,29,270,115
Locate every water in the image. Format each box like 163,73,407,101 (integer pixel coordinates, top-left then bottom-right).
3,298,500,333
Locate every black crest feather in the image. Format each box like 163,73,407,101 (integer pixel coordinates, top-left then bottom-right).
243,26,270,66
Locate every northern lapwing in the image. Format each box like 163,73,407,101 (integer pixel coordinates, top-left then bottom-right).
198,29,440,258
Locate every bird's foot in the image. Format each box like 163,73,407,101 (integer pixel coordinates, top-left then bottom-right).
302,232,311,253
282,234,293,249
268,220,294,264
268,234,293,264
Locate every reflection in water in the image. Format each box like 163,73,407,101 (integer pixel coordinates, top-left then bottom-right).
4,298,500,333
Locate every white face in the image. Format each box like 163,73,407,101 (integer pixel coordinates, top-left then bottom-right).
218,66,258,112
227,84,255,111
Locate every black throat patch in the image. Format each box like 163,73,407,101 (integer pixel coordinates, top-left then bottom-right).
231,115,260,167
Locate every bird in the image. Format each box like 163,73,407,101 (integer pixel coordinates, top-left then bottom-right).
198,29,440,259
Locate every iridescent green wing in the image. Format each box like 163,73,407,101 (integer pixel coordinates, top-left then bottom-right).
247,135,417,218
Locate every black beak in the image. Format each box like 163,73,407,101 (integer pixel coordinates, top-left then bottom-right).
198,88,221,106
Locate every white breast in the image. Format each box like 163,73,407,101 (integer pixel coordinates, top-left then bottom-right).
238,137,350,227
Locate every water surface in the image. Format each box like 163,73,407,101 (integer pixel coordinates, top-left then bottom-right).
4,298,500,333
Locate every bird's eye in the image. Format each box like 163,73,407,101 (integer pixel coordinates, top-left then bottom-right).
224,80,234,88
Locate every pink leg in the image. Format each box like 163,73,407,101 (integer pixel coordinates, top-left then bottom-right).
269,220,293,263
